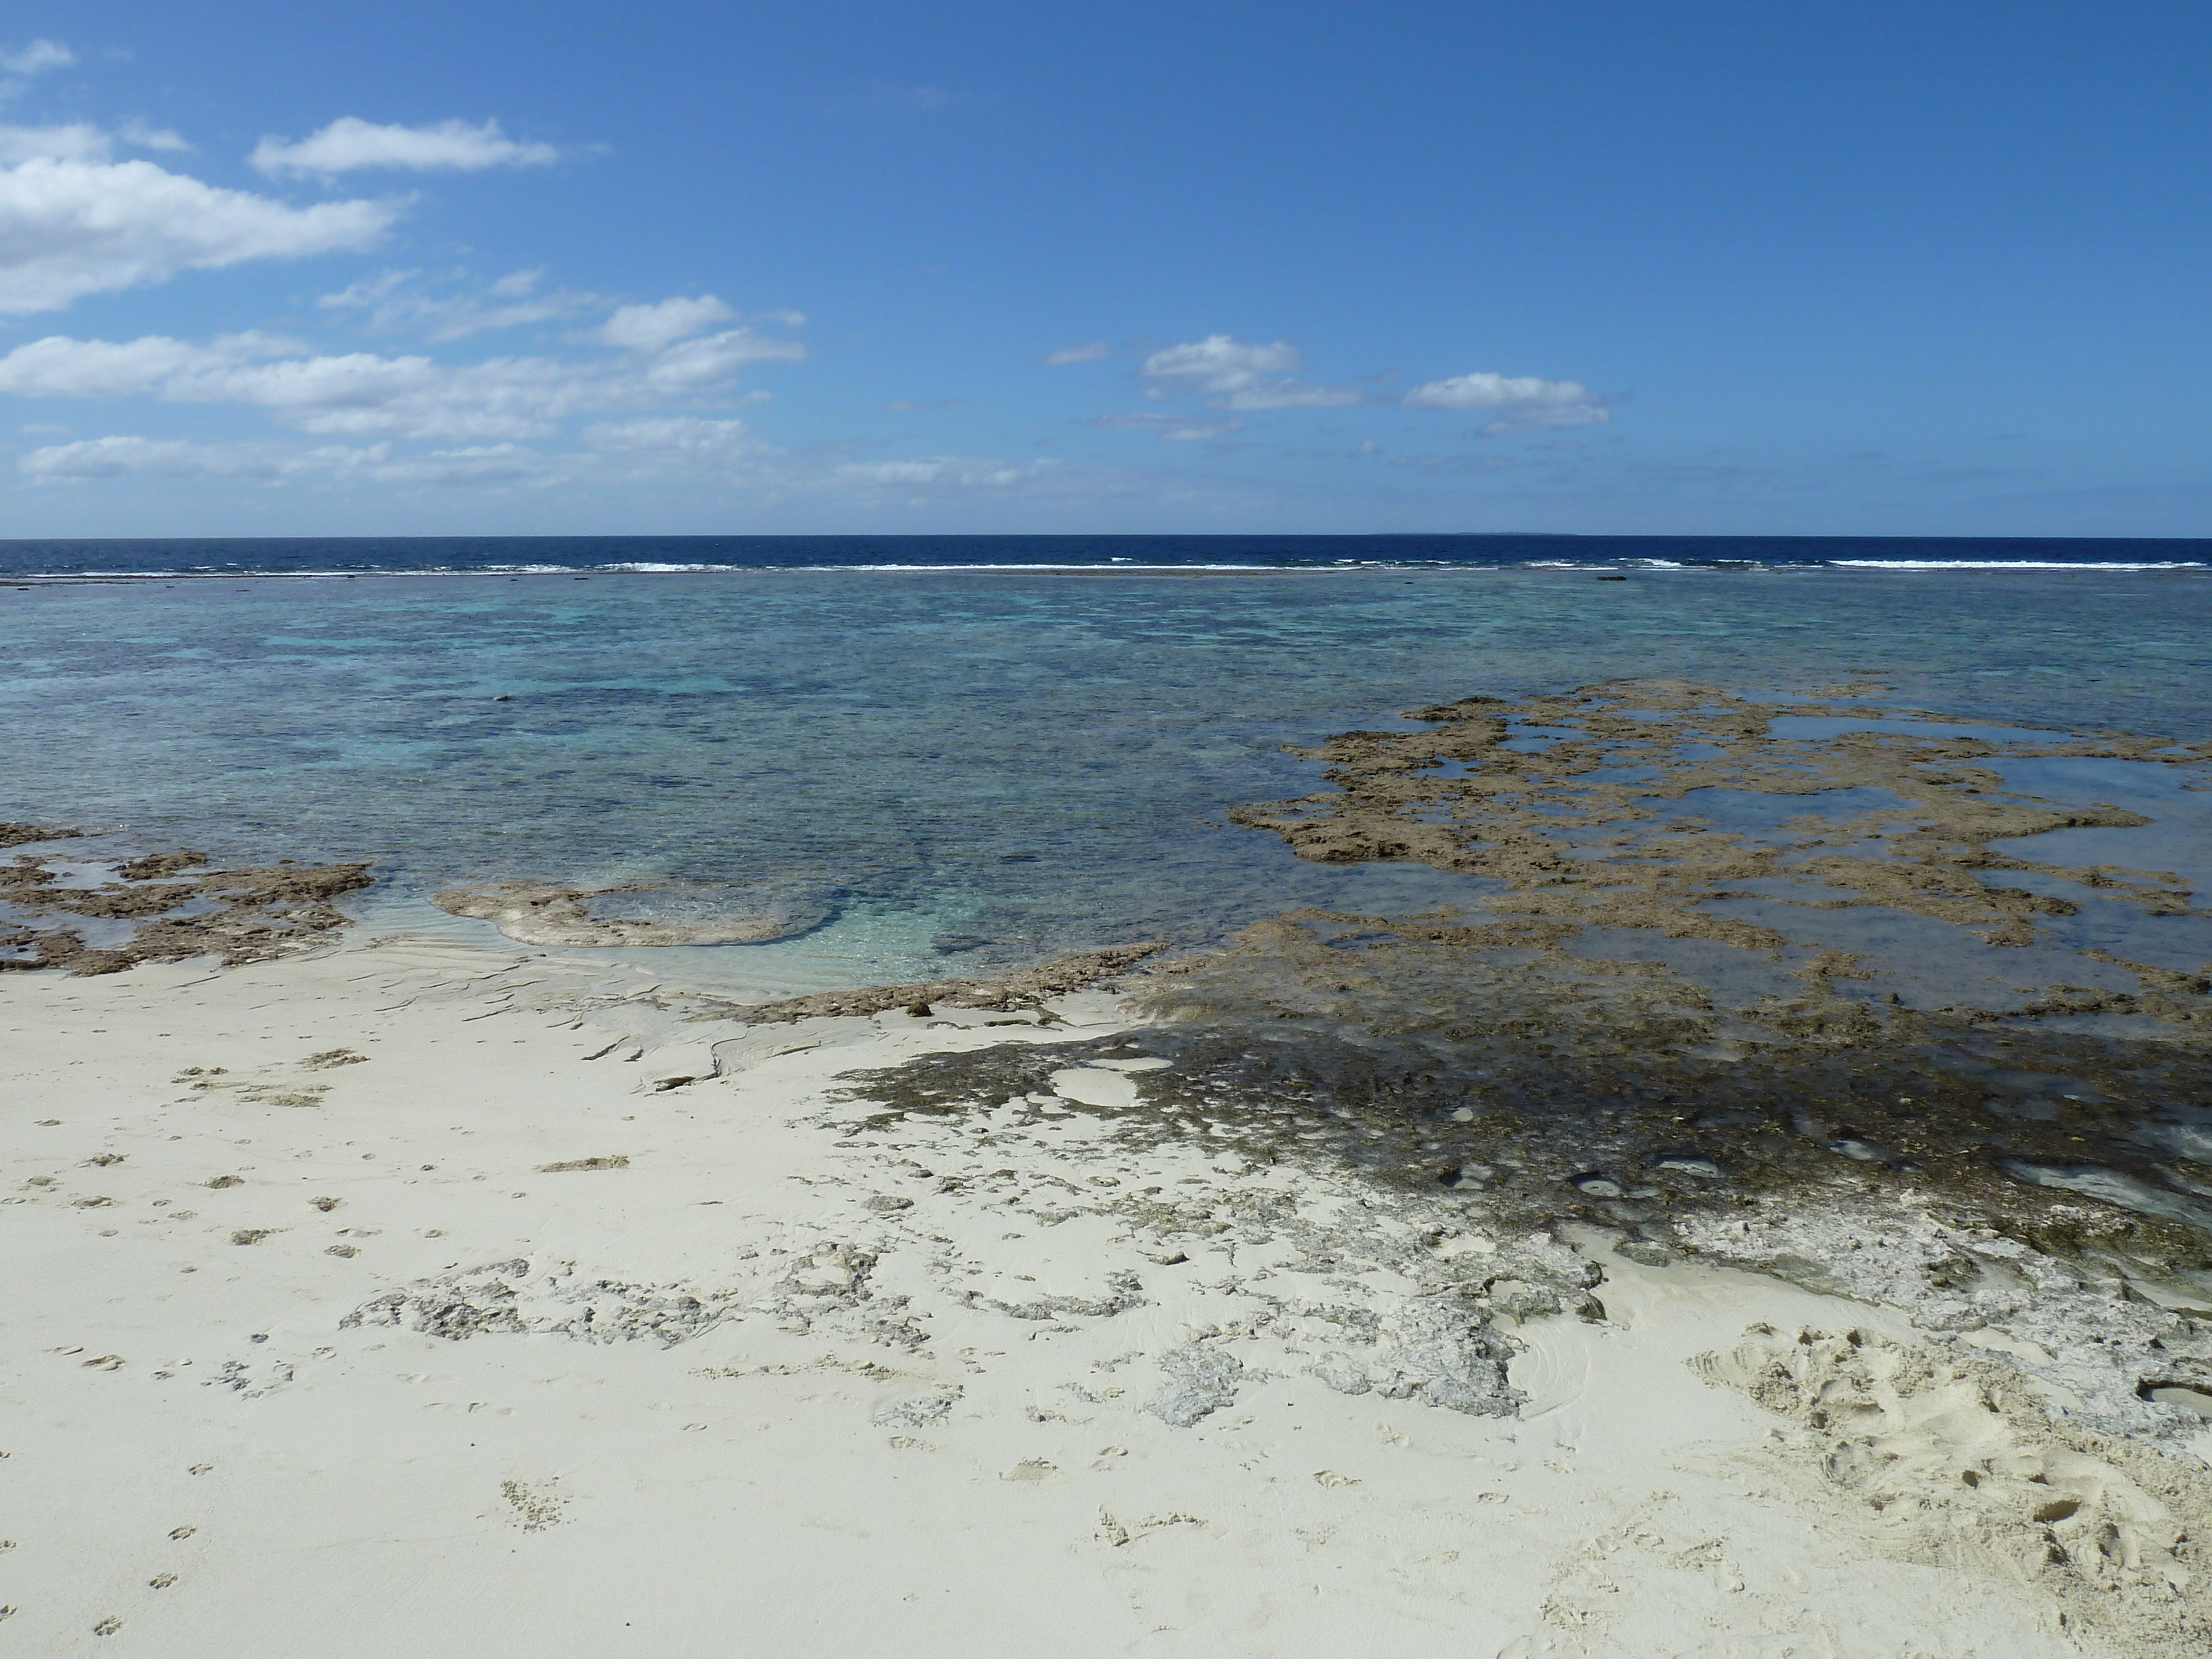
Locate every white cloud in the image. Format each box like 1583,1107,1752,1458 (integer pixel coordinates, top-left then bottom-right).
0,157,397,314
0,330,299,397
641,328,802,392
22,436,252,478
1402,371,1608,431
831,456,1056,488
351,443,546,485
597,294,734,351
21,434,552,487
0,307,803,440
1141,335,1300,393
584,416,767,457
251,117,557,178
0,124,108,163
1044,341,1108,366
0,122,192,163
320,266,598,341
210,353,589,439
0,40,73,77
1091,412,1242,442
19,422,1103,504
1136,335,1369,410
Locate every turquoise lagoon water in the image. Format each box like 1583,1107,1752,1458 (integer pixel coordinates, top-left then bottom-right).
2,547,2208,999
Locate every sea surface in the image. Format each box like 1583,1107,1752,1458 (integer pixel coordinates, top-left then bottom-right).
8,533,2212,1251
3,535,2208,998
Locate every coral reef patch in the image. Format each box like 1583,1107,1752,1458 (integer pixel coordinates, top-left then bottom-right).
0,828,370,974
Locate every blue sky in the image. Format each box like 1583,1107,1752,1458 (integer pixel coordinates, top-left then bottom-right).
0,2,2205,537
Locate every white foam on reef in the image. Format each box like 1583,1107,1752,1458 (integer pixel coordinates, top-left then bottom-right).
807,561,1293,572
1828,559,2207,570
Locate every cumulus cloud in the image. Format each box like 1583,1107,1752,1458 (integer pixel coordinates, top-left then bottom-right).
0,332,573,438
1043,341,1108,366
0,305,803,440
251,117,557,177
1401,371,1608,431
20,422,1068,502
21,434,551,487
587,298,802,391
0,124,111,163
0,121,192,164
1138,335,1369,410
0,330,298,397
1140,335,1299,394
21,435,269,479
0,39,73,78
597,295,734,351
0,156,397,313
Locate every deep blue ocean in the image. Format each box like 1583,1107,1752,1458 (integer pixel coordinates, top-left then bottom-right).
3,535,2208,999
0,533,2204,577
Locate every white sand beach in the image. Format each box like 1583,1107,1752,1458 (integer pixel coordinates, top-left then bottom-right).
4,935,2208,1657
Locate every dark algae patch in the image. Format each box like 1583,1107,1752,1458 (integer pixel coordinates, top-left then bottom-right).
1150,680,2212,1245
823,677,2212,1447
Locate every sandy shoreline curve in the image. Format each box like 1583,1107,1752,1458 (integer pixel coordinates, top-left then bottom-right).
6,928,2210,1657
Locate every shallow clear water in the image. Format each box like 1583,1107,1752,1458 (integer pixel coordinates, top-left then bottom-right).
2,553,2209,997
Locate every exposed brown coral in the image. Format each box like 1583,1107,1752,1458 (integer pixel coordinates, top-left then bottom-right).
0,847,371,975
1223,679,2210,1029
